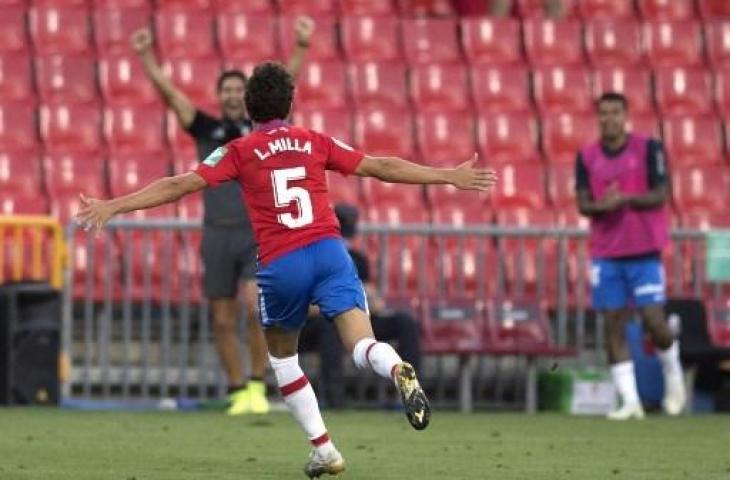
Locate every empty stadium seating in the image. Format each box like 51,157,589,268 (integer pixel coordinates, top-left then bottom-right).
638,0,695,21
643,20,704,67
541,112,598,164
470,64,531,113
0,150,42,196
409,63,471,112
704,20,730,68
93,5,152,56
216,12,278,61
402,18,461,64
592,66,654,113
415,111,476,165
39,102,103,154
108,153,172,197
0,102,37,152
339,0,395,16
523,18,584,66
279,15,339,61
579,0,635,19
585,19,643,66
0,54,33,101
29,5,90,54
348,61,408,108
295,60,349,108
0,6,29,53
341,15,402,61
490,163,547,209
291,107,353,143
98,55,160,105
476,111,541,164
672,165,730,211
163,57,222,106
662,115,725,165
698,0,730,19
532,66,593,113
35,54,98,103
654,67,714,115
353,107,414,158
461,17,522,65
103,103,166,154
154,7,215,58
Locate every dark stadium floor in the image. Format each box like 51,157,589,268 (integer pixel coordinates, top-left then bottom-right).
1,409,729,480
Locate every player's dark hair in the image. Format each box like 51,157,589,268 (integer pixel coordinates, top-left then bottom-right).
596,92,629,111
216,70,247,92
244,62,294,123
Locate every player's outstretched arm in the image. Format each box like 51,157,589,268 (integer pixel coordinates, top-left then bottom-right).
130,29,196,129
286,16,314,79
355,153,497,191
75,173,207,235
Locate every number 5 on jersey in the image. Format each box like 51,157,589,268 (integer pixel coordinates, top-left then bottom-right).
271,167,314,229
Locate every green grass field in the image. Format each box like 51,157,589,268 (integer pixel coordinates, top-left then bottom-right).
1,409,729,480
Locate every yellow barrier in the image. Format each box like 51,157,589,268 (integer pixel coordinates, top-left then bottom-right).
0,215,67,290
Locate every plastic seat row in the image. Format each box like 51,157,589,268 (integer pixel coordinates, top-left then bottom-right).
6,4,730,68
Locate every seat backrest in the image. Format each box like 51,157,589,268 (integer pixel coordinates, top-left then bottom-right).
341,15,402,61
295,60,349,108
461,17,522,65
644,20,704,67
30,5,90,54
154,7,215,58
415,111,476,166
217,12,278,61
523,18,584,66
409,63,470,112
279,15,339,61
585,19,643,66
349,61,408,109
35,54,98,103
0,6,29,53
93,6,152,55
593,66,654,114
638,0,695,21
0,54,33,101
470,64,531,113
353,107,414,158
476,111,540,164
533,66,593,114
402,18,460,64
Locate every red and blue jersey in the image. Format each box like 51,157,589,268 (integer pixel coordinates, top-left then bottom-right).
194,119,364,265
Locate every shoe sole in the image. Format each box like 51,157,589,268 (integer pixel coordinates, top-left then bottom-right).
395,362,431,431
304,460,346,478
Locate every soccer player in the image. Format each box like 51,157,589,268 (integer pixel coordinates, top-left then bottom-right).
129,18,314,416
76,62,497,477
575,92,686,420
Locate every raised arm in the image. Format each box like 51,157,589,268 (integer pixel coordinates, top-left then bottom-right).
75,173,207,235
131,29,196,129
286,16,314,79
355,153,497,191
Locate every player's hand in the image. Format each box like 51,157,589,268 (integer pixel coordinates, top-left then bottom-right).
450,153,498,191
294,15,315,45
130,28,153,54
75,194,116,237
599,183,625,212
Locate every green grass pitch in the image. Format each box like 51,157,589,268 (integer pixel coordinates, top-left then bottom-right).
1,409,729,480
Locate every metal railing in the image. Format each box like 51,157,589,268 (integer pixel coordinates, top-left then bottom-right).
60,218,720,408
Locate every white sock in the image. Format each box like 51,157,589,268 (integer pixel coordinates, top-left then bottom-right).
352,337,402,379
657,341,683,387
269,354,335,454
611,361,640,407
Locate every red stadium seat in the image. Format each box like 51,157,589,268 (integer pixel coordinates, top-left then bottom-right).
715,69,730,116
98,55,160,105
517,0,578,18
295,61,348,109
215,0,272,13
163,57,222,106
461,17,522,65
35,54,98,103
476,111,541,165
593,66,654,114
273,0,336,14
409,63,470,112
39,102,103,154
402,18,460,64
177,191,204,220
627,112,661,137
0,6,29,53
166,109,199,157
490,163,547,208
353,107,414,158
109,153,171,196
0,54,33,101
43,152,106,199
415,111,476,166
279,15,338,61
365,201,429,226
29,5,90,54
349,62,408,109
682,209,730,230
523,19,584,66
398,0,455,17
486,300,566,356
217,12,277,62
94,0,150,6
154,7,215,58
103,103,166,154
578,0,635,19
662,115,725,165
0,193,48,215
338,0,394,15
292,107,353,144
421,298,486,354
698,0,730,19
705,20,730,68
585,20,643,66
362,178,423,208
93,6,152,55
341,16,402,62
547,163,577,209
644,21,704,67
327,172,362,207
672,165,730,210
533,66,593,114
0,102,38,152
430,200,492,226
0,150,41,196
638,0,695,20
541,112,598,164
470,64,531,113
655,67,714,116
